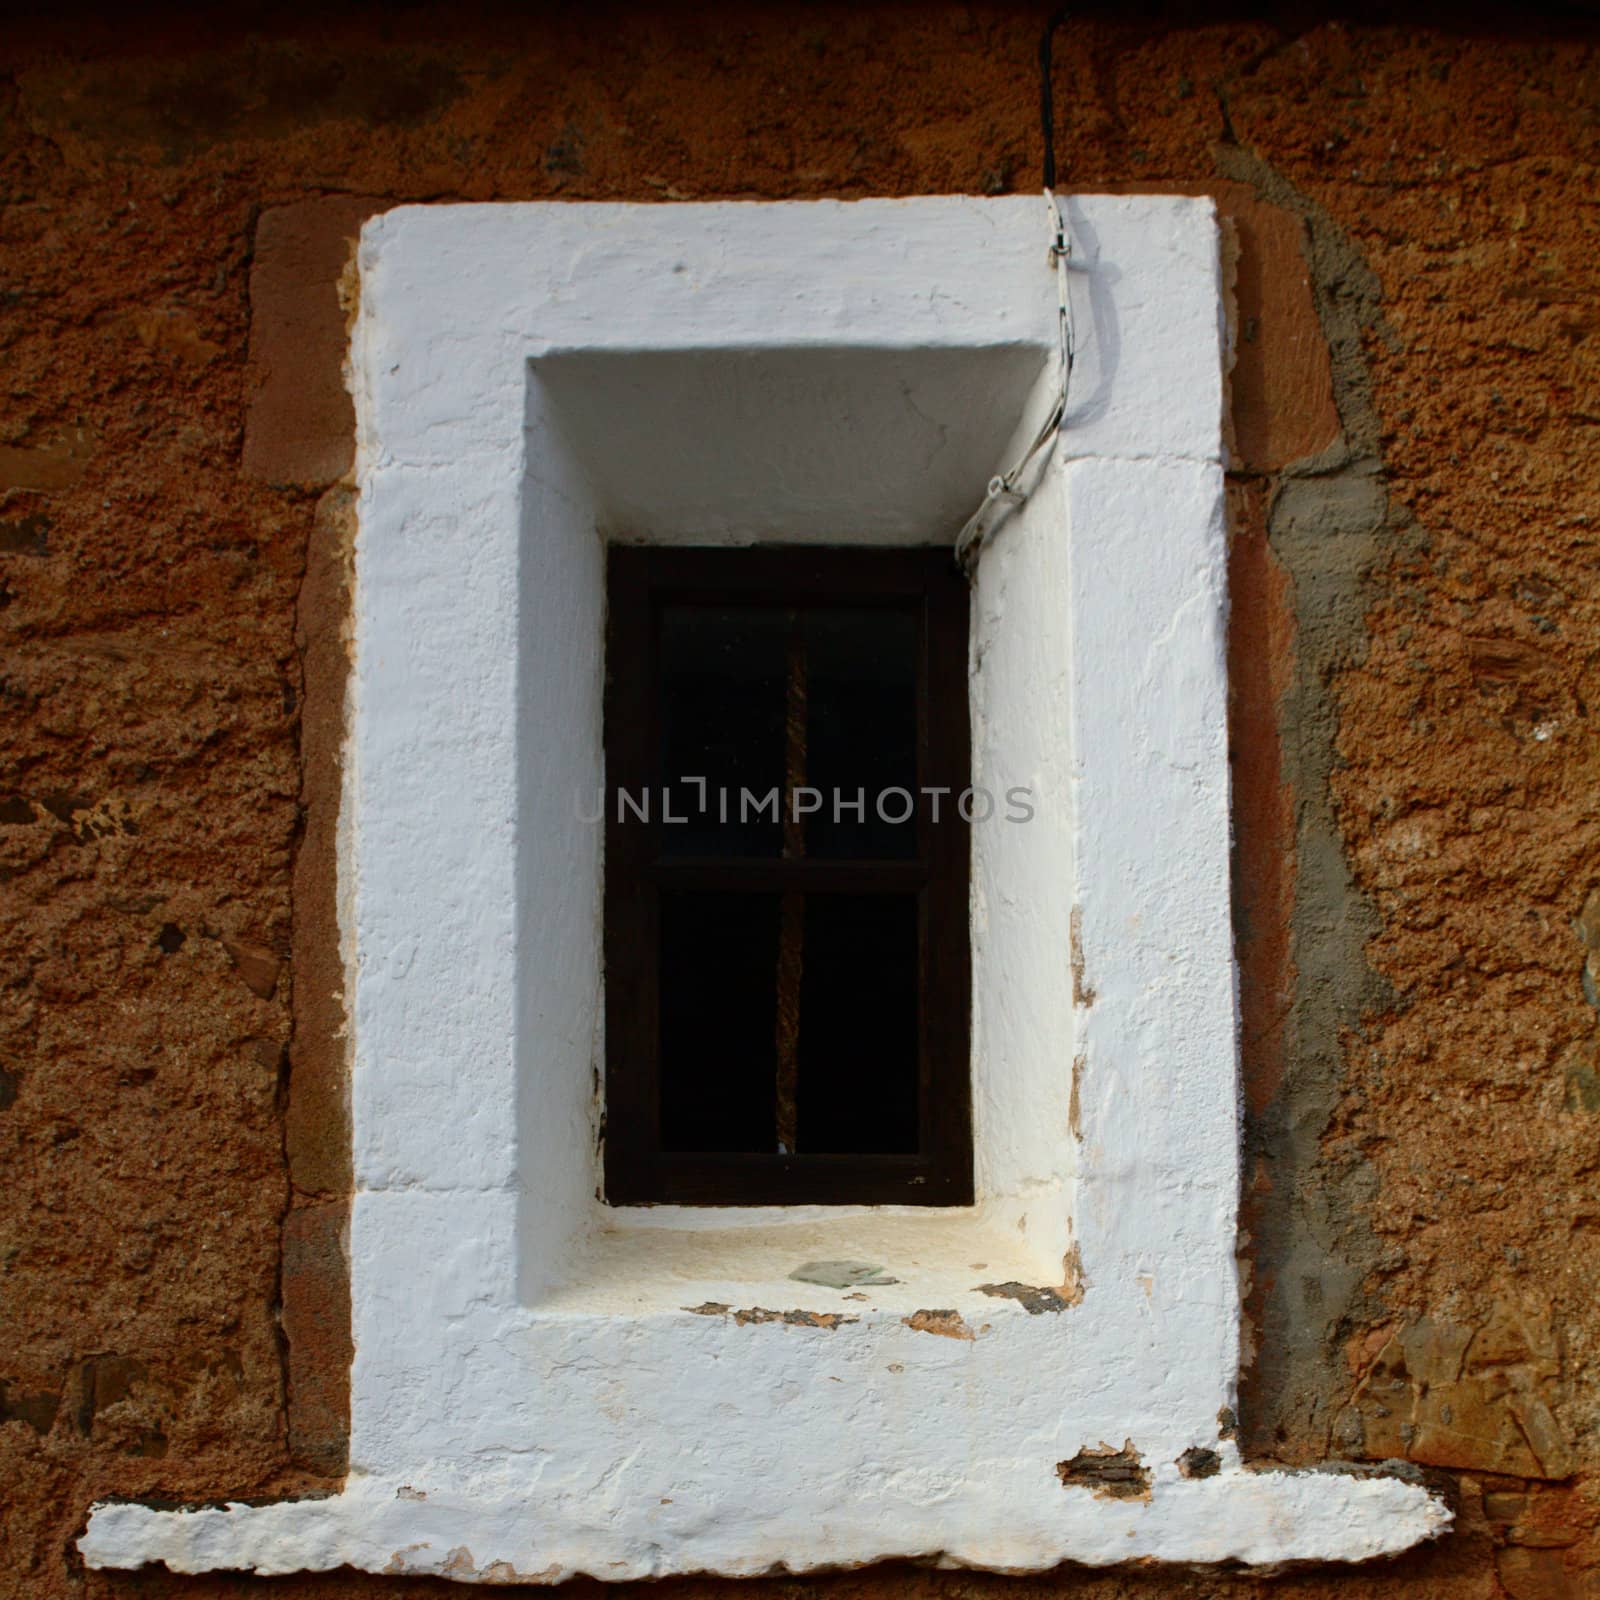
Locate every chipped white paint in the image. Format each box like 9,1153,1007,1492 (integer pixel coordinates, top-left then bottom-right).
81,197,1449,1579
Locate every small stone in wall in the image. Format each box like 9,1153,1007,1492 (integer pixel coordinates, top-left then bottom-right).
1336,1303,1572,1479
0,428,96,491
0,1380,60,1435
1496,1545,1571,1600
124,308,223,365
223,937,281,1000
0,513,50,555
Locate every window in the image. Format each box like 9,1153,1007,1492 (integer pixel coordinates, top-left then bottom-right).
603,546,972,1206
83,195,1447,1582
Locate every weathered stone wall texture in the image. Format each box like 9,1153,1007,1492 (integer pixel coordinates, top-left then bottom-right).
2,5,1597,1597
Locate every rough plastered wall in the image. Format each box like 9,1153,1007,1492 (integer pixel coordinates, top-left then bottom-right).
2,3,1598,1596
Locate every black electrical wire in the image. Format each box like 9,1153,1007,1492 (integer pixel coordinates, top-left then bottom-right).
1039,8,1069,191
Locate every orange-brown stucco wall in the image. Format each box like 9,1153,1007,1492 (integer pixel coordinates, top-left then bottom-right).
2,5,1598,1597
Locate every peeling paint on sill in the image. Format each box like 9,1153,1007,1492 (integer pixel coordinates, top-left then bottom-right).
684,1302,858,1330
1177,1447,1222,1480
979,1281,1066,1314
1057,1442,1151,1500
437,1546,562,1583
902,1309,978,1340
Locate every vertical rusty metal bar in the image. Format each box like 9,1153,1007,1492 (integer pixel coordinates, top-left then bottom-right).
775,611,806,1154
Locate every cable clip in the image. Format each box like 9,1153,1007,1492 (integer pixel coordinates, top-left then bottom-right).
1046,190,1070,267
955,474,1027,575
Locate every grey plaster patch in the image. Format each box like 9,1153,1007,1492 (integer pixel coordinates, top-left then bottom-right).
1217,140,1412,1460
789,1260,899,1288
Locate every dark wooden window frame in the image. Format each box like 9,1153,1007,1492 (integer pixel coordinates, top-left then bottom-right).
603,545,973,1206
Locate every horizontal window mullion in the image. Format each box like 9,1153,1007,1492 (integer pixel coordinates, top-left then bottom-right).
641,858,929,894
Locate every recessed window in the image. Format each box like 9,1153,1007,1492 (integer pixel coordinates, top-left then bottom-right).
603,547,972,1206
82,196,1447,1584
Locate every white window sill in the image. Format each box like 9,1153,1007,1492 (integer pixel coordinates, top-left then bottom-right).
535,1204,1064,1318
84,1466,1443,1580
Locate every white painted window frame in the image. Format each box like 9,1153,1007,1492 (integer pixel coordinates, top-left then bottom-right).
83,196,1446,1582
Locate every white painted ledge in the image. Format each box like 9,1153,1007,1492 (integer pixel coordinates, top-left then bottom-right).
83,1469,1448,1581
81,196,1448,1579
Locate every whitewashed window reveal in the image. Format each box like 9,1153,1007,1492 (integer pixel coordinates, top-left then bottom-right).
82,197,1448,1581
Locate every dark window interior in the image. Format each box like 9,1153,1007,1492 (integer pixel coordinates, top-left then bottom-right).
603,546,972,1206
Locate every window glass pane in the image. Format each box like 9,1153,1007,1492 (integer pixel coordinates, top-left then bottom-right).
805,608,919,860
796,894,920,1154
605,549,970,1205
659,891,779,1152
657,606,785,857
